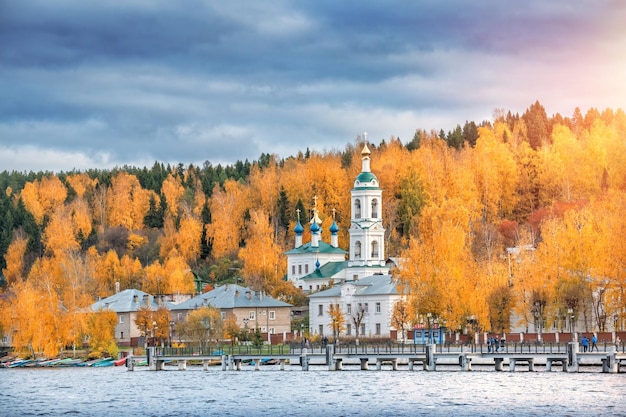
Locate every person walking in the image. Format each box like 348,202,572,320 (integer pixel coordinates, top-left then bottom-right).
582,335,589,352
591,334,598,352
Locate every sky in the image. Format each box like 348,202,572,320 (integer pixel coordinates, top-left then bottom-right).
1,0,625,173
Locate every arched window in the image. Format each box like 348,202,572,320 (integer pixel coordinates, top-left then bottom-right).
371,198,378,218
371,240,379,258
355,199,361,219
355,241,362,259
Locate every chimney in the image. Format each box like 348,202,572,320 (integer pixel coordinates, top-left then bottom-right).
133,295,138,303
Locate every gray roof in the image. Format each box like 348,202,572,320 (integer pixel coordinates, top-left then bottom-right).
91,289,170,313
308,274,398,298
171,284,293,311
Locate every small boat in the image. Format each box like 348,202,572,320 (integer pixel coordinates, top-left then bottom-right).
113,357,127,366
91,357,114,367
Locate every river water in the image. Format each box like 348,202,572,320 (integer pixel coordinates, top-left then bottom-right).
1,364,625,417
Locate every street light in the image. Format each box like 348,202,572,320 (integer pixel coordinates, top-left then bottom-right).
152,321,158,347
533,301,543,343
568,308,575,341
243,318,249,344
426,313,432,344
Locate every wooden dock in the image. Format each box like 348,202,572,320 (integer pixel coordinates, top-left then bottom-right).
138,343,626,373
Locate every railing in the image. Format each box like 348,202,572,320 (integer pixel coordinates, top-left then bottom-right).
153,341,623,358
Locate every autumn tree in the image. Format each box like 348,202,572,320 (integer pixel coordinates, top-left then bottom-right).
178,306,223,348
391,299,411,343
327,303,345,341
205,180,248,259
86,309,118,358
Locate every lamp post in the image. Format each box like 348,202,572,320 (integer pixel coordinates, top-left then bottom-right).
152,321,158,347
533,301,543,343
243,318,249,344
426,313,432,344
568,308,575,342
169,321,175,349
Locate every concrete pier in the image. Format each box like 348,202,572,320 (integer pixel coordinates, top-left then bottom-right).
148,344,626,373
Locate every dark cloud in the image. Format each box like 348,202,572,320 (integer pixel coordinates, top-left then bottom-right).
0,0,624,172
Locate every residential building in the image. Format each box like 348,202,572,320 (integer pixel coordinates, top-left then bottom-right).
90,289,173,347
309,274,402,339
170,284,293,342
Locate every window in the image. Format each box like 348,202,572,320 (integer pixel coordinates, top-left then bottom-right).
121,332,124,339
364,303,369,313
261,326,267,332
298,265,302,274
371,240,379,257
318,304,324,316
347,304,352,314
292,265,295,275
221,312,226,320
119,315,124,324
346,324,352,336
269,328,275,334
305,264,309,274
319,325,324,335
355,241,362,259
375,324,381,335
371,199,378,218
355,199,361,219
360,324,365,335
376,302,381,313
249,311,255,320
269,311,275,320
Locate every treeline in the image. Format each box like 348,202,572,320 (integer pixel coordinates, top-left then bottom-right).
1,101,626,357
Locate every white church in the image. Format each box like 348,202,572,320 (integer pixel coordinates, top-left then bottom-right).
285,143,403,339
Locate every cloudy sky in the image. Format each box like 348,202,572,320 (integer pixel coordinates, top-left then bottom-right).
1,1,625,173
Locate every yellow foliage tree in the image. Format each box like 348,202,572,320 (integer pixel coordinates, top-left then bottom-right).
205,180,248,259
239,209,286,292
86,309,118,357
2,232,28,284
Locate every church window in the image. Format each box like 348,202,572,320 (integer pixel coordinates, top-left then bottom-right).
371,199,378,218
298,265,302,275
355,241,362,259
305,264,309,274
292,265,295,275
347,304,352,314
355,199,361,219
371,240,379,257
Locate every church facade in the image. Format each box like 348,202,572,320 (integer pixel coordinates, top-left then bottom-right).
285,143,403,339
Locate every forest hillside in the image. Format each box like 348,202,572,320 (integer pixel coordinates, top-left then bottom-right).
1,101,626,355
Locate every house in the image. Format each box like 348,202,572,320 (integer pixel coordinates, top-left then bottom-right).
90,289,174,347
170,284,293,343
309,274,402,339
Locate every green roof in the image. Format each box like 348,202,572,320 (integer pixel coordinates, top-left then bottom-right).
285,240,347,255
356,172,378,183
300,261,348,280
